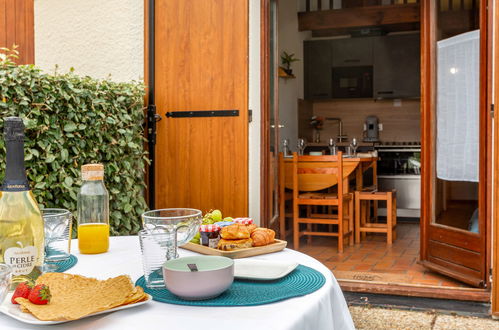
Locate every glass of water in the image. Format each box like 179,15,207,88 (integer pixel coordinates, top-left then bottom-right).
0,264,11,302
138,229,174,288
297,138,306,156
42,209,72,264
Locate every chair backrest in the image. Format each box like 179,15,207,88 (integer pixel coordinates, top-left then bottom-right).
291,152,344,195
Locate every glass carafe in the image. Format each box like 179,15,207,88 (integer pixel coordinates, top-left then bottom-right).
77,164,109,254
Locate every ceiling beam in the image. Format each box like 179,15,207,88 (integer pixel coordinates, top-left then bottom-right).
298,4,420,32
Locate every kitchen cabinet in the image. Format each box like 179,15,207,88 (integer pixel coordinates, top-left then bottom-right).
304,34,420,100
373,33,420,99
332,37,373,67
304,40,332,100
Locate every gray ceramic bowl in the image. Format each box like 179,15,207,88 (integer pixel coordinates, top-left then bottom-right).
162,256,234,300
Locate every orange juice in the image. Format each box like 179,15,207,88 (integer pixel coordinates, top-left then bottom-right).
78,223,109,254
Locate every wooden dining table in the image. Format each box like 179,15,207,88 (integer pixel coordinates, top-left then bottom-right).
278,155,378,239
281,156,378,193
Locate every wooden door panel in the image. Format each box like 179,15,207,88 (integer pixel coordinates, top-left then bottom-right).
428,241,481,271
429,226,481,252
154,0,248,216
0,0,34,64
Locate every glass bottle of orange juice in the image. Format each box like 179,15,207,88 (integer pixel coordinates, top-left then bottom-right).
77,164,109,254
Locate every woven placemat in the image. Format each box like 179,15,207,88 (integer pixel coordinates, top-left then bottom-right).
45,254,78,273
135,265,326,306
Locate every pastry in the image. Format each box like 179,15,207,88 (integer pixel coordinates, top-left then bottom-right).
247,224,257,233
220,224,251,239
217,238,253,251
251,228,275,247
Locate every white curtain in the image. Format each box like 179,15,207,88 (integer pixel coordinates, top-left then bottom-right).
436,30,479,182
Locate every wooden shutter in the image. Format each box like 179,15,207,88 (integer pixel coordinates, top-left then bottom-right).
0,0,34,64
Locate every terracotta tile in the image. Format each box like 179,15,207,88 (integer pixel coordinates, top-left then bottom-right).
350,264,373,271
334,264,355,271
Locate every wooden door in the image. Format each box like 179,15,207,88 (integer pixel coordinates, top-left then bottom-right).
154,0,248,216
420,0,490,287
0,0,34,64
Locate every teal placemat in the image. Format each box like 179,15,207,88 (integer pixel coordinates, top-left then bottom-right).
135,265,326,306
45,254,78,273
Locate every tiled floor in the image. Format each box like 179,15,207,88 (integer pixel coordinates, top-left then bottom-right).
291,222,471,288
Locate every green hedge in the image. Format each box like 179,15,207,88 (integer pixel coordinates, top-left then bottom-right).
0,49,148,235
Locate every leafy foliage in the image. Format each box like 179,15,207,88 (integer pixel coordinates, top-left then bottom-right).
0,48,148,235
280,51,300,70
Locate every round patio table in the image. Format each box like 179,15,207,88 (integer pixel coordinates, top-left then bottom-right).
0,236,354,330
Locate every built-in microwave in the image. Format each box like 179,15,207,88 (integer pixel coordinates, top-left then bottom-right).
332,66,373,98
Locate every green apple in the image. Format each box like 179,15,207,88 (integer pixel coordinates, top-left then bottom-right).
211,209,222,222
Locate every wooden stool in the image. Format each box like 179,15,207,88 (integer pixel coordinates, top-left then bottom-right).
354,190,397,245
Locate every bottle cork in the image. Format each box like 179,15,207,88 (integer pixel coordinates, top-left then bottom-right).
81,164,104,181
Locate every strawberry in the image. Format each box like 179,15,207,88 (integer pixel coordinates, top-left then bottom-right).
11,282,33,304
28,284,51,305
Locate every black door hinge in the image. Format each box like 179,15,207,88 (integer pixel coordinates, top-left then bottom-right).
490,104,495,118
248,109,253,123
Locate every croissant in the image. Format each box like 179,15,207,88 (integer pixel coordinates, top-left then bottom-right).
218,238,253,251
247,224,257,233
251,228,276,247
220,224,251,239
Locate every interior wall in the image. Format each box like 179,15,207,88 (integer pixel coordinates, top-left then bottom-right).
278,0,311,151
34,0,143,82
309,99,421,143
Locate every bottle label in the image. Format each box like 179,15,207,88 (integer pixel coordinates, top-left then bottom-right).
4,242,37,276
1,179,30,192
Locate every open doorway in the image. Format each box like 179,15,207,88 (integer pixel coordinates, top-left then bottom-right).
263,0,491,301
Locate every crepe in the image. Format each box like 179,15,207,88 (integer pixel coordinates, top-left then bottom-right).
15,273,148,321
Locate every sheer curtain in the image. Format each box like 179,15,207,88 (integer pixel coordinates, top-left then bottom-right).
436,30,480,182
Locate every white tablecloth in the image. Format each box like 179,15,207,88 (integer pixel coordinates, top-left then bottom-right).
0,236,354,330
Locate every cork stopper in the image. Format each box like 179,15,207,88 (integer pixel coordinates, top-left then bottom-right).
81,163,104,181
4,117,25,142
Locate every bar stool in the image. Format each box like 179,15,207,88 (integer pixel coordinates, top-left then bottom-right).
354,190,397,245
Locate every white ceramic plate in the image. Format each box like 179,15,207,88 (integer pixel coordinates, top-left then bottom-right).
0,292,151,325
234,259,299,280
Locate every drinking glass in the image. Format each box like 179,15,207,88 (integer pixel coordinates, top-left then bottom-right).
350,138,358,156
142,208,202,260
297,138,306,156
138,229,174,288
42,209,72,263
283,138,291,157
328,138,337,155
0,264,11,302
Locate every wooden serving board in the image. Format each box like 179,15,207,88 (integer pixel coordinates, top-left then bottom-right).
180,239,287,259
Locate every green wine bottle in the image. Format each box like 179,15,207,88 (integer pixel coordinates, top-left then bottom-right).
0,117,44,287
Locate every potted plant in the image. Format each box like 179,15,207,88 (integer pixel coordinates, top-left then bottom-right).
280,51,299,76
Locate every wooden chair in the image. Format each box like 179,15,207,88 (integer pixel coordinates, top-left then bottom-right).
354,190,397,245
292,152,354,253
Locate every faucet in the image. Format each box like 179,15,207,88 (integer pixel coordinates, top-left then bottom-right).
326,117,348,143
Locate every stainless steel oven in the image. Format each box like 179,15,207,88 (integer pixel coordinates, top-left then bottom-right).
376,143,421,218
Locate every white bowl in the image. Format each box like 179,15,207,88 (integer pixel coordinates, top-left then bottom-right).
162,256,234,300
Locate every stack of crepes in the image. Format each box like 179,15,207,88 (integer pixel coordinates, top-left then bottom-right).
15,273,148,321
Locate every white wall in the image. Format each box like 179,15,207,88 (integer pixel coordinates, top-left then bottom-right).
278,0,311,151
248,0,261,224
34,0,144,82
